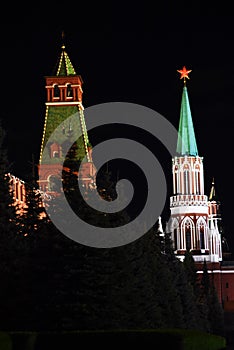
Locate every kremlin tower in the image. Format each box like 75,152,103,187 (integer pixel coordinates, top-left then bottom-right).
38,40,96,194
168,66,223,264
166,67,234,308
6,39,234,310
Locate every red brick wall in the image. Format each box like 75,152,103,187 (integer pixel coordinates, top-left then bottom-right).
221,270,234,306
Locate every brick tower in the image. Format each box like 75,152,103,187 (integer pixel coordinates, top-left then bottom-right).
38,41,96,194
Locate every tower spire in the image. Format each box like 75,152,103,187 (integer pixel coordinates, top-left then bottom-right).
209,177,216,201
61,30,65,49
176,66,198,156
53,35,76,76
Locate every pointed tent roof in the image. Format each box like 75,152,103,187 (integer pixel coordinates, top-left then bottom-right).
40,42,91,165
176,85,198,156
54,45,77,76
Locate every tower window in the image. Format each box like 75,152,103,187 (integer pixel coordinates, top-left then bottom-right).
199,223,205,249
184,170,189,194
54,84,60,98
15,182,19,200
226,282,229,288
48,175,61,192
182,218,195,251
186,229,191,250
50,143,61,158
200,231,205,249
67,84,73,97
174,228,177,250
53,151,59,158
20,185,24,202
174,170,178,194
195,170,200,194
197,219,207,251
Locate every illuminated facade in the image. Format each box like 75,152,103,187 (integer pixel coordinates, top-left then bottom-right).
38,44,96,194
169,82,222,263
8,173,26,212
167,68,234,308
5,48,234,311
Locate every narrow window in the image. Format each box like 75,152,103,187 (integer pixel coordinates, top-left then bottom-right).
200,225,205,249
195,170,200,194
54,84,60,98
174,228,177,250
67,84,73,97
186,228,191,250
226,282,229,288
20,185,24,202
15,183,19,200
184,170,189,194
174,171,178,194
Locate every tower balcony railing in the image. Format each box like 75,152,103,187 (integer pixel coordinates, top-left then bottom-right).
170,194,208,207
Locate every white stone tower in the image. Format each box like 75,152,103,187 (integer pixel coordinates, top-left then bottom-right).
168,67,222,263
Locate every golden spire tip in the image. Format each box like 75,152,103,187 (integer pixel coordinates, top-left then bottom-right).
61,30,65,49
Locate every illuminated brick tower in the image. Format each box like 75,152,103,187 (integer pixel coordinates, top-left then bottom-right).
168,67,222,264
38,42,96,194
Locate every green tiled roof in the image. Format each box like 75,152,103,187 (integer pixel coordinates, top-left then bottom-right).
176,86,198,156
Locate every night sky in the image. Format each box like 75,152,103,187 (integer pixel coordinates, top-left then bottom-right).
1,9,234,251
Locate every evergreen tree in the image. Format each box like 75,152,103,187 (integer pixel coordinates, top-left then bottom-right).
183,250,198,289
0,119,23,330
18,181,49,237
175,261,201,329
183,251,210,332
0,119,18,237
161,227,201,329
200,260,224,336
207,280,225,336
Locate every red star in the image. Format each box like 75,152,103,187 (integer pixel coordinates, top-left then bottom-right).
177,66,192,80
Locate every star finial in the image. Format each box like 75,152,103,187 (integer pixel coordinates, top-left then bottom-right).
177,66,192,84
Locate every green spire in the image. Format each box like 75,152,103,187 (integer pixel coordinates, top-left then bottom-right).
55,45,76,76
176,86,198,156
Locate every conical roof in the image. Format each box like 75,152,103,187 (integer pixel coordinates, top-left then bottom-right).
176,85,198,157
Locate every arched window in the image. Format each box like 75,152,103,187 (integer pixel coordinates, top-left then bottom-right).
200,228,205,249
53,151,59,158
174,228,177,250
174,168,178,194
197,218,207,250
182,217,194,251
50,143,61,159
169,217,179,250
184,169,189,194
67,84,73,97
185,228,191,250
54,84,60,98
48,175,61,192
195,170,200,194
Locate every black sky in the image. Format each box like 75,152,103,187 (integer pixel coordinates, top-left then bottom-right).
1,8,234,250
